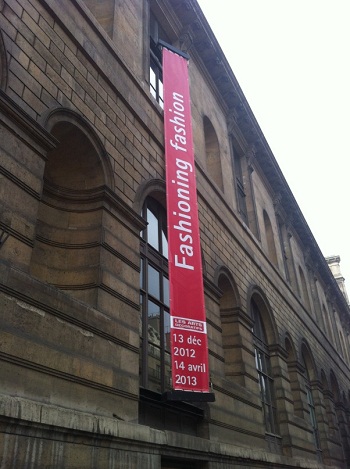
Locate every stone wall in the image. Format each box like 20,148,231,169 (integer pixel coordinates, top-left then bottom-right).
1,0,349,468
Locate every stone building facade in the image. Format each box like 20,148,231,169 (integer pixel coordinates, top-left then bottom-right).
1,0,350,467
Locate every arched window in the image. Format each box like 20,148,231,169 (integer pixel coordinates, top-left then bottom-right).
203,116,223,191
298,266,311,312
140,195,170,393
322,303,335,342
138,192,205,432
251,299,278,435
276,215,291,282
233,148,248,225
263,210,278,266
301,346,321,456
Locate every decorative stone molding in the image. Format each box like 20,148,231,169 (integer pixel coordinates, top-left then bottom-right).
286,359,306,375
303,247,315,270
269,343,288,360
245,144,256,173
227,108,239,136
273,192,282,207
273,192,283,217
179,26,194,54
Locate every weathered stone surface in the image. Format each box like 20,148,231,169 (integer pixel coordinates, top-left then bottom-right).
1,0,349,467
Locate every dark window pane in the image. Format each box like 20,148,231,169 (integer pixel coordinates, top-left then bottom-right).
140,196,169,393
148,300,161,345
265,404,274,433
252,300,278,436
148,264,160,299
140,258,144,288
140,294,144,336
164,309,170,351
148,342,161,393
149,12,167,107
165,349,172,390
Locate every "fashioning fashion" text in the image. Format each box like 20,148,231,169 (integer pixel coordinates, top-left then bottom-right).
168,91,195,271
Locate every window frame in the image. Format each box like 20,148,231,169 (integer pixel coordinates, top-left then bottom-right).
301,352,321,455
232,147,248,225
140,196,171,394
149,12,169,107
276,216,291,283
251,300,279,436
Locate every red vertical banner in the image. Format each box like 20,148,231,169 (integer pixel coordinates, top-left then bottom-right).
163,47,210,394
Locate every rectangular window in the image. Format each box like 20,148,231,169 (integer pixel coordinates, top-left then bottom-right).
140,197,171,393
149,12,169,107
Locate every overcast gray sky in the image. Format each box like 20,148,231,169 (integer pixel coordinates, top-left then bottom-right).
197,0,350,288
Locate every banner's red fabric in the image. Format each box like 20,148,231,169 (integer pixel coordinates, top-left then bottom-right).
163,48,209,392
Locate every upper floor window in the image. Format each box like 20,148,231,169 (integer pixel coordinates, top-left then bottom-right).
204,116,224,191
263,210,278,267
276,216,290,282
149,12,169,107
140,196,170,393
251,300,278,436
322,303,335,343
301,350,321,457
298,266,311,312
233,149,248,224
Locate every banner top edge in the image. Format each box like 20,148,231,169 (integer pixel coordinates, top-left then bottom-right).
158,39,190,60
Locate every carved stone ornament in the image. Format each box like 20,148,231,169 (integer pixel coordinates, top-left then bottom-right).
285,214,295,236
245,144,256,172
179,26,194,54
227,109,239,135
273,192,283,211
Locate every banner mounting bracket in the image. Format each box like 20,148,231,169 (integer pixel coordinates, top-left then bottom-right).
158,39,190,60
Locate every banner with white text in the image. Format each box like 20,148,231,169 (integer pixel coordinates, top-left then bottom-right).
163,47,210,393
